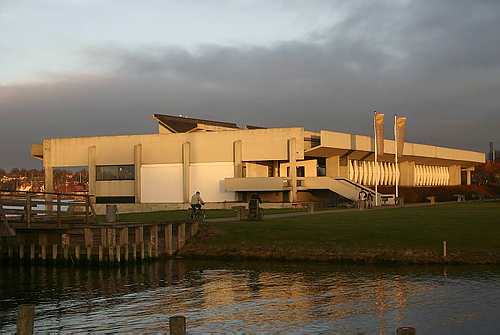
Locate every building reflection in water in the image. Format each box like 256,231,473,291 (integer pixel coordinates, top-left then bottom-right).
0,261,499,334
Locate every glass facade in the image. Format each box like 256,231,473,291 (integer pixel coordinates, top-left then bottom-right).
96,165,135,181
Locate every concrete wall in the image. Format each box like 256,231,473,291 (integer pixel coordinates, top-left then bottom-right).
140,164,184,203
96,181,135,197
189,162,236,202
40,128,304,201
280,159,318,177
318,130,485,166
245,162,270,177
42,127,304,168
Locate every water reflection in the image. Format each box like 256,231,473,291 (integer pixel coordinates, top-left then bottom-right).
1,261,500,334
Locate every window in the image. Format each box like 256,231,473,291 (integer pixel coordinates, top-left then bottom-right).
297,166,305,177
96,165,135,181
96,196,135,204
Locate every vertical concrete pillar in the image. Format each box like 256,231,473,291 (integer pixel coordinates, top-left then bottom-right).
273,161,279,177
44,167,54,193
134,144,142,203
339,155,349,178
182,142,191,203
288,138,297,203
326,156,340,177
449,165,461,186
466,169,472,185
43,140,54,192
233,140,243,178
399,161,415,186
88,146,96,196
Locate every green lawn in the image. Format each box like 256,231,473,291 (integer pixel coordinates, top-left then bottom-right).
183,201,500,263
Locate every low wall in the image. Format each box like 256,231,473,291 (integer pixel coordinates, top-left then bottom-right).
95,202,298,215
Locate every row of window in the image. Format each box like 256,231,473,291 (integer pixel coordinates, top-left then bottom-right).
96,165,135,181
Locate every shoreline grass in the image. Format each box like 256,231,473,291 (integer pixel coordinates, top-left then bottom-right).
181,201,500,264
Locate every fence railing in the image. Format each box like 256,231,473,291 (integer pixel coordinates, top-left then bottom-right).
0,190,96,227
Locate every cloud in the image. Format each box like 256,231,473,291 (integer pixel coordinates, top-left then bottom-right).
1,0,500,168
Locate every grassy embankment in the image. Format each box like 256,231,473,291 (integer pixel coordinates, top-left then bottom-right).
181,201,500,264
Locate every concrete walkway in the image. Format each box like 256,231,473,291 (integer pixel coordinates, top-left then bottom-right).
205,199,498,223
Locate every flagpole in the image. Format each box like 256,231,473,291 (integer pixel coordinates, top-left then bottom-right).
395,114,399,199
374,111,378,207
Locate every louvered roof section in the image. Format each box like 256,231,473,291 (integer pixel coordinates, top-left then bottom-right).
153,114,241,133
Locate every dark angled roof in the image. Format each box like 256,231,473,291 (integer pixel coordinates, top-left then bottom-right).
153,114,240,133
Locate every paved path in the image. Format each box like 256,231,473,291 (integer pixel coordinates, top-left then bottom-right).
206,199,499,223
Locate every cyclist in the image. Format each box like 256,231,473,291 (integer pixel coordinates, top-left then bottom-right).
190,191,205,218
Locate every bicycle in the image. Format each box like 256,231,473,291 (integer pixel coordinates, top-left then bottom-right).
187,206,206,224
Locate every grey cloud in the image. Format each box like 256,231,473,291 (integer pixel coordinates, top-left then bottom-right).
1,0,500,168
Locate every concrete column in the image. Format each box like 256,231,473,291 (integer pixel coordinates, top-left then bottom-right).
134,144,142,203
399,161,415,186
326,156,340,177
233,140,243,178
339,155,349,178
43,141,54,192
273,161,279,177
449,165,461,186
88,146,96,196
44,166,53,193
182,142,191,203
288,138,297,203
466,169,472,185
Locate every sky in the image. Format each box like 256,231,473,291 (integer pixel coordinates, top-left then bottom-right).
1,0,499,169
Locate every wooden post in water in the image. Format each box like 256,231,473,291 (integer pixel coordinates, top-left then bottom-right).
108,244,114,262
116,245,121,263
397,326,416,335
191,222,199,237
169,316,186,335
41,245,46,261
164,224,174,256
75,245,80,262
39,233,48,262
177,223,186,250
56,194,61,228
52,244,58,261
25,194,32,228
135,226,144,261
120,227,129,262
98,245,103,262
150,225,158,258
132,244,137,261
19,245,24,261
17,304,35,335
100,228,107,249
443,240,447,258
62,234,70,261
84,228,93,262
30,244,35,262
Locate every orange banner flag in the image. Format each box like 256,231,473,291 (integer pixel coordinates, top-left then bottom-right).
395,116,407,156
374,112,384,158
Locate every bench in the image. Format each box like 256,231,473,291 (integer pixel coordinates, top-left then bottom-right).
426,196,436,205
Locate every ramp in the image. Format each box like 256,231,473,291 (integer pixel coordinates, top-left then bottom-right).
303,177,395,204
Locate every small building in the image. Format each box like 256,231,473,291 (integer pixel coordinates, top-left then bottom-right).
31,114,485,207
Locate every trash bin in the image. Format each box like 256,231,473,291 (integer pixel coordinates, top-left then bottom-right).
105,204,117,223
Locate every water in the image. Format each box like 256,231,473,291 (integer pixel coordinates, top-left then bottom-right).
1,260,500,334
